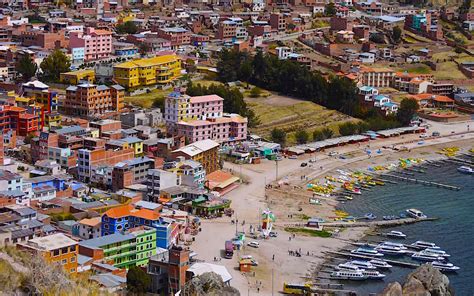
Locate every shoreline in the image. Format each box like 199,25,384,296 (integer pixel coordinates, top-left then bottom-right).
308,143,473,294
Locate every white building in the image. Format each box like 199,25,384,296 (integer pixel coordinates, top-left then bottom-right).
77,217,101,240
146,169,181,200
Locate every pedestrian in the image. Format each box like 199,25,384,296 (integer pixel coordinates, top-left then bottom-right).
272,254,275,261
257,287,260,293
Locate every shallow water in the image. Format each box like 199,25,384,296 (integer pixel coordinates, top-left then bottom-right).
337,162,474,295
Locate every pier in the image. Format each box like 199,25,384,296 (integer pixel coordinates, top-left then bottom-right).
380,174,461,191
323,217,437,228
443,157,474,166
322,251,421,268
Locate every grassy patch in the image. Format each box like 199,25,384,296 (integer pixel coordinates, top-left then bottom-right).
124,88,171,109
284,227,332,237
400,64,432,74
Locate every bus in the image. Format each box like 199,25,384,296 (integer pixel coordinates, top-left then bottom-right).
224,240,234,259
282,283,311,295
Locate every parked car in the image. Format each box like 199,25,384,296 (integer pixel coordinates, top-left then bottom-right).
269,231,278,237
300,162,308,167
289,155,298,159
432,131,440,137
247,241,260,248
328,151,338,156
419,133,428,138
251,259,259,266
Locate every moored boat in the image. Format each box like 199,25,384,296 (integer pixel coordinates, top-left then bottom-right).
380,241,407,250
423,248,450,258
411,252,444,261
431,261,460,272
406,208,427,219
360,269,386,280
375,245,406,256
369,259,393,269
349,260,377,270
457,166,474,174
330,270,367,280
386,230,407,239
351,247,384,257
410,241,440,249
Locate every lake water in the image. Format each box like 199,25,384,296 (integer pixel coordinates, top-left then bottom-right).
337,161,474,295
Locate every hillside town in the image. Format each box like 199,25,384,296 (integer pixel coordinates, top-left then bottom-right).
0,0,473,294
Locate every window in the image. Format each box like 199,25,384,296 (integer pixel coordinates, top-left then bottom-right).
53,249,60,256
61,259,67,265
71,257,76,263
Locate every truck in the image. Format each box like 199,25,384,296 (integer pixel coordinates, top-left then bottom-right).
224,240,234,259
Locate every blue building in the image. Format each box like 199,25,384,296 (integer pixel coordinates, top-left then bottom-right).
25,175,68,191
101,205,177,249
114,42,139,58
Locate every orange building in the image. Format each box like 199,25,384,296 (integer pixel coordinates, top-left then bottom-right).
0,105,39,136
64,83,125,118
17,233,78,274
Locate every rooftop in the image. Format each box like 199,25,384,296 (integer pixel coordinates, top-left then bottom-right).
173,139,219,157
26,233,77,251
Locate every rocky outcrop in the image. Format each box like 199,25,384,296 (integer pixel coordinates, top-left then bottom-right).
182,272,240,296
381,264,454,296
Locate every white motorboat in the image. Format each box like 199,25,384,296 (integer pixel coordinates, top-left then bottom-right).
423,248,450,258
379,242,407,250
336,263,361,272
330,270,367,280
410,241,440,249
406,208,427,219
376,245,407,256
386,230,407,239
351,247,384,257
369,259,393,269
411,252,443,261
457,166,474,174
431,261,460,272
361,269,386,280
349,260,377,270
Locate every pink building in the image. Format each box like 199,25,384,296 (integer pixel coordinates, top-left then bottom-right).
176,115,247,144
69,28,113,61
165,92,248,144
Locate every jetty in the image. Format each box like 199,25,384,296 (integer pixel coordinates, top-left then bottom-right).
380,174,461,191
443,157,474,166
323,250,421,268
323,217,437,228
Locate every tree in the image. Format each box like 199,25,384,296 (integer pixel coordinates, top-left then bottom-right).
127,266,150,295
16,55,38,81
116,21,139,34
392,26,402,43
271,128,286,145
295,130,309,144
397,98,419,126
249,87,262,98
369,33,385,44
139,43,150,56
40,50,71,82
338,122,358,136
324,3,337,16
322,127,334,139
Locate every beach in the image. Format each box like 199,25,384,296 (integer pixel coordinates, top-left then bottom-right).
191,119,474,295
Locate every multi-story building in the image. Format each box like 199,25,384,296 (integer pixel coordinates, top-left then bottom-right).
101,205,179,249
47,147,77,169
171,139,220,174
148,247,190,294
17,233,78,274
78,226,156,269
217,18,247,40
60,69,95,85
0,106,39,137
77,148,135,182
64,83,124,117
427,83,454,96
69,28,113,61
156,27,191,47
392,72,434,94
113,55,182,89
359,67,395,88
111,157,155,191
21,81,61,129
76,217,101,240
0,170,23,192
146,169,181,201
31,132,59,163
20,30,68,50
270,13,286,31
89,119,122,137
165,93,247,144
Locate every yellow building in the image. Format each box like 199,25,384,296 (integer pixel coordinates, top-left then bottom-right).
21,81,61,128
60,69,95,85
113,55,182,89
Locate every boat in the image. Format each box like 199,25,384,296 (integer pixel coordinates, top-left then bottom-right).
364,213,377,220
406,208,427,219
351,247,384,257
380,242,407,250
431,261,460,272
386,230,407,239
423,248,450,257
457,166,474,174
383,215,398,220
349,260,377,270
360,270,386,279
369,259,393,269
375,245,407,256
330,270,367,280
336,262,362,272
410,241,440,249
411,252,444,261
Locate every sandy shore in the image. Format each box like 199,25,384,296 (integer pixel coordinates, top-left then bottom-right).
191,120,474,295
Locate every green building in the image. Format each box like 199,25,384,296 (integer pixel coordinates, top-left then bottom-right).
78,226,157,269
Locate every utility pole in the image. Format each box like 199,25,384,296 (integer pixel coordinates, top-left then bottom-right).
275,159,278,181
271,268,274,296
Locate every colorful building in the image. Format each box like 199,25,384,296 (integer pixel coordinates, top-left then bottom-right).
17,233,78,274
60,69,95,85
21,81,60,129
0,105,39,137
64,83,124,117
171,139,220,174
78,226,156,269
113,55,182,89
101,205,178,249
69,28,113,61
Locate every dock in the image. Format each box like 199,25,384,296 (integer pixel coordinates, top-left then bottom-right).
380,174,461,191
323,217,437,228
323,250,421,268
443,157,474,166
